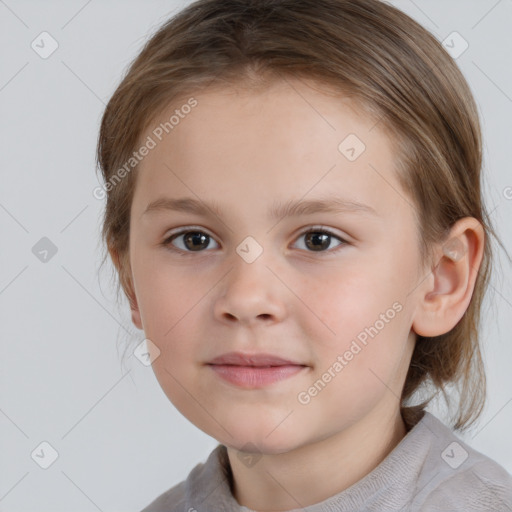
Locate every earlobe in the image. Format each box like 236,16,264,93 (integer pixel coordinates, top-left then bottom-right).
411,217,485,338
108,244,143,331
130,301,143,331
126,277,143,330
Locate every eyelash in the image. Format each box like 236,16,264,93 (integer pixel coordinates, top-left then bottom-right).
161,226,348,257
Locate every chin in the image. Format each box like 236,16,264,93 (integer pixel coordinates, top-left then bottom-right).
226,439,299,456
220,424,307,456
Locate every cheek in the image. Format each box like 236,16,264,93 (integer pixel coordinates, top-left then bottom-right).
131,256,197,341
134,273,217,378
297,261,410,363
296,267,387,337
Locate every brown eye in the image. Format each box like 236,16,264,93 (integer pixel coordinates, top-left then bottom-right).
304,231,331,251
182,231,210,251
162,226,347,256
294,228,346,253
164,230,219,252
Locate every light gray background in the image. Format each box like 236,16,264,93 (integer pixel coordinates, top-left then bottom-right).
1,0,511,510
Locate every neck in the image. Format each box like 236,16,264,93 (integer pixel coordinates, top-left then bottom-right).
226,405,408,511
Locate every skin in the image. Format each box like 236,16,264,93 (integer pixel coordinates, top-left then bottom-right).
111,78,484,511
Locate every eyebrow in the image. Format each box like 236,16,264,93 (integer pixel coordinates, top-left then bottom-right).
142,196,377,221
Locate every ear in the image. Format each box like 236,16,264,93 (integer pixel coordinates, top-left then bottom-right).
108,244,143,331
411,217,485,337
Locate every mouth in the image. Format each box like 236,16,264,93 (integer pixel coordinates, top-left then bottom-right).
206,352,308,388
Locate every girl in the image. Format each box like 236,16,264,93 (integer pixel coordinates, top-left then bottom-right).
96,0,512,510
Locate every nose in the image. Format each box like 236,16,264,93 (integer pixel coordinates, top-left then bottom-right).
213,256,287,327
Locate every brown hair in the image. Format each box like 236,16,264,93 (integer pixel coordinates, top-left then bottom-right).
96,0,506,431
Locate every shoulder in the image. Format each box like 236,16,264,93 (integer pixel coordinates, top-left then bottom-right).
140,480,187,512
139,444,232,512
421,459,512,511
413,412,512,511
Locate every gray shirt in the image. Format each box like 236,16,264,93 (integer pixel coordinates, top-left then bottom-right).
141,411,512,511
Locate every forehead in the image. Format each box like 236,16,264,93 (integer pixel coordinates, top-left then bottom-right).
133,79,410,222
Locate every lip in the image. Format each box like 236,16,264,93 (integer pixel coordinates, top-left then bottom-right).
206,352,308,389
208,352,304,367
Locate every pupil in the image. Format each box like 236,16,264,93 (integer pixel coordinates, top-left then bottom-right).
185,232,208,251
306,232,329,251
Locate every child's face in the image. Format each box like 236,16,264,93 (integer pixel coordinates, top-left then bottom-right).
128,78,424,453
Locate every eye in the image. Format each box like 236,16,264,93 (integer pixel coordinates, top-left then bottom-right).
293,227,347,254
162,226,347,255
163,228,219,254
